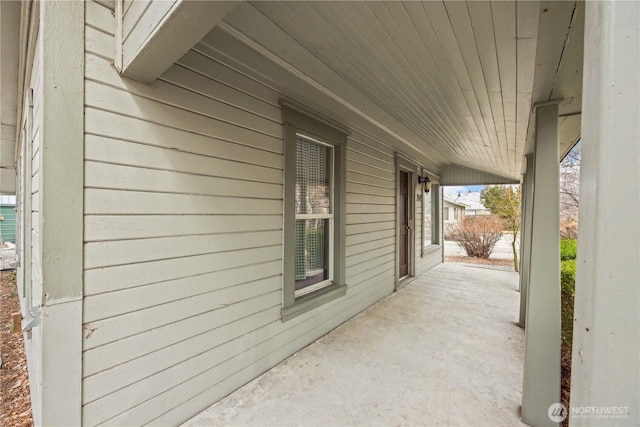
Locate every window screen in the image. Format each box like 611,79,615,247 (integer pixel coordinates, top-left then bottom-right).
294,135,333,296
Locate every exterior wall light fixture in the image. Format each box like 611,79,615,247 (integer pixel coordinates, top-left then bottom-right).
418,175,432,194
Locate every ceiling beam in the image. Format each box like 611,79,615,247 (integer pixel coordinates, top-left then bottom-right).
523,1,579,160
120,0,239,83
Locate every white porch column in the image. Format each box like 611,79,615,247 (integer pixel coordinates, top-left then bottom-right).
570,2,639,426
38,1,84,424
521,103,561,426
519,154,535,328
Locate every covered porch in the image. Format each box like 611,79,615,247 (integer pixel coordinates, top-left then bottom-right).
1,0,637,425
183,263,526,426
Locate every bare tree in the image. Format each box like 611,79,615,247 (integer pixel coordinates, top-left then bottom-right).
451,216,504,259
481,185,521,272
560,141,581,238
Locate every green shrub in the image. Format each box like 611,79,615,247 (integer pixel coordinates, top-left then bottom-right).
560,259,576,348
561,260,576,297
561,239,577,260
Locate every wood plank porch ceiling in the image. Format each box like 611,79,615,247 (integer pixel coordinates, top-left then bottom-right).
219,1,543,181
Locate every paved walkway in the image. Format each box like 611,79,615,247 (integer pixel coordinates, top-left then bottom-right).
183,264,527,427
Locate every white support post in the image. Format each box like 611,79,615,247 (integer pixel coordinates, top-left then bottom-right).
519,154,534,328
521,103,561,426
570,2,639,425
38,1,84,425
0,0,20,193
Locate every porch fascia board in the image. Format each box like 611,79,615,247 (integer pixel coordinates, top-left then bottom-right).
118,0,240,83
440,164,519,186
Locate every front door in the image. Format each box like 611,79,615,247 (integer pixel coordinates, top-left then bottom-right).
399,171,409,278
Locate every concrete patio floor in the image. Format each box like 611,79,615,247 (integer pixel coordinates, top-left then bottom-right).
183,263,527,427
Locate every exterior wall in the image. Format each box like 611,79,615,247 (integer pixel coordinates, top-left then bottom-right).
15,2,85,424
121,0,178,70
82,1,442,425
465,209,489,216
15,24,44,425
29,36,44,427
443,201,463,222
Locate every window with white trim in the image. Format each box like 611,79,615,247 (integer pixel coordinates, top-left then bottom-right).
282,105,347,321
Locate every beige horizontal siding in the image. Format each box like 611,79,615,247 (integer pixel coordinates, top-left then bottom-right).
84,259,283,323
94,0,115,11
83,305,281,404
84,160,282,199
345,236,395,257
19,30,44,426
84,106,283,155
85,0,114,36
83,290,280,377
86,26,113,61
346,227,395,246
84,6,290,424
186,47,283,107
30,38,42,309
102,278,391,426
347,220,395,236
84,245,281,296
84,229,282,269
81,1,442,425
84,214,282,242
85,135,282,180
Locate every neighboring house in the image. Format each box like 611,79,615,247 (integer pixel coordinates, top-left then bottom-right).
443,195,467,237
0,1,637,427
0,195,17,243
454,191,490,216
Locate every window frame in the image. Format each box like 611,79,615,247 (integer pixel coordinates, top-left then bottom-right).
281,104,348,321
422,173,441,255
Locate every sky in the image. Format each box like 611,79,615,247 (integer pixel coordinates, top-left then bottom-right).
443,185,485,197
